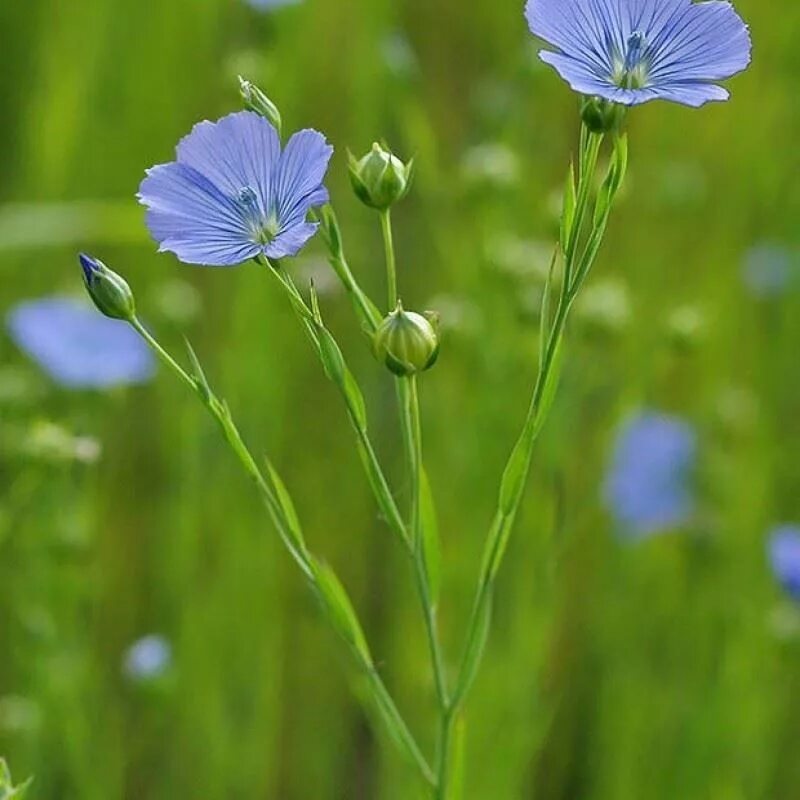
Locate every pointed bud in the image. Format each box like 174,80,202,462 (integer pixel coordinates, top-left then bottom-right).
348,143,414,211
580,96,626,134
239,76,282,135
373,302,439,377
78,253,136,322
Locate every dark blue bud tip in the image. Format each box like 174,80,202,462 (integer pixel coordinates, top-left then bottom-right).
79,252,102,285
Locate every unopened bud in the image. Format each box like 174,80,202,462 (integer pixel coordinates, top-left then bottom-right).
373,302,439,377
348,143,413,210
239,76,282,135
580,96,626,134
78,254,136,322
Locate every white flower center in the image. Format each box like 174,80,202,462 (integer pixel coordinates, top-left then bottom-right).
237,186,280,244
612,31,650,89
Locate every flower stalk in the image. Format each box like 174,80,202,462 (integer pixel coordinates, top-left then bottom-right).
128,313,435,788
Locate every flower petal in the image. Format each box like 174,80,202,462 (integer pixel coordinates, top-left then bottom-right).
176,111,280,211
647,1,751,84
264,221,320,260
526,0,622,77
649,80,730,107
274,129,333,223
7,297,154,389
139,162,258,266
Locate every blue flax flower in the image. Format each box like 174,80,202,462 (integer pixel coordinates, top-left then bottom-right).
604,411,697,538
244,0,302,9
768,526,800,602
525,0,751,107
6,297,154,389
138,111,333,266
742,244,797,299
123,635,173,682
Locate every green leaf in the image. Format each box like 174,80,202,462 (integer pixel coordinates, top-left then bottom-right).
342,368,368,432
309,281,323,325
559,161,577,255
530,337,564,441
184,339,211,402
0,760,32,799
539,247,559,371
611,133,629,195
264,458,307,558
498,427,534,517
420,467,442,604
454,593,493,704
311,558,372,667
316,324,346,385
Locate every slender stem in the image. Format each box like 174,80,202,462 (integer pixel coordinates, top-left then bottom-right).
377,211,451,795
435,707,456,800
260,257,411,551
451,125,609,718
380,208,398,309
366,666,437,788
407,377,449,711
131,318,196,392
131,316,313,574
130,316,434,788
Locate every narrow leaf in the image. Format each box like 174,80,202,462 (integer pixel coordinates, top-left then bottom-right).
264,457,307,555
530,337,564,441
312,558,373,666
342,368,368,432
559,162,577,254
184,338,211,402
539,247,559,369
454,594,493,703
309,281,323,325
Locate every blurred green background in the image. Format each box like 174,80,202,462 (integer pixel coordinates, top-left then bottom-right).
1,0,799,798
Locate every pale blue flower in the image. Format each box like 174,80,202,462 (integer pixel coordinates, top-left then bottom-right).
525,0,752,107
604,411,697,538
138,111,332,267
123,635,172,682
768,526,800,602
244,0,302,9
6,297,154,389
742,244,797,298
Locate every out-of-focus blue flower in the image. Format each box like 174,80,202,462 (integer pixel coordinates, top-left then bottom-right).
742,244,797,298
525,0,751,107
123,635,172,682
768,526,800,602
604,411,697,538
138,111,332,266
243,0,302,10
6,297,154,390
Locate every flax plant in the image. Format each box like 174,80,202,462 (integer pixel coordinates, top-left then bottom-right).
73,1,751,795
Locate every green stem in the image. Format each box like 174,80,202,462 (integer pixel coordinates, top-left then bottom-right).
378,211,451,794
380,208,398,309
131,316,313,575
130,316,434,788
407,377,449,711
451,125,610,717
435,707,456,800
366,666,437,788
261,257,411,551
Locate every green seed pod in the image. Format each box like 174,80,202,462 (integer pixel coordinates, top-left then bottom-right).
580,96,626,134
348,143,414,211
78,254,136,322
238,76,282,135
373,302,440,377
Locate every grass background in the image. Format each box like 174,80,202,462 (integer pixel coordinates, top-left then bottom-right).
1,0,799,797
